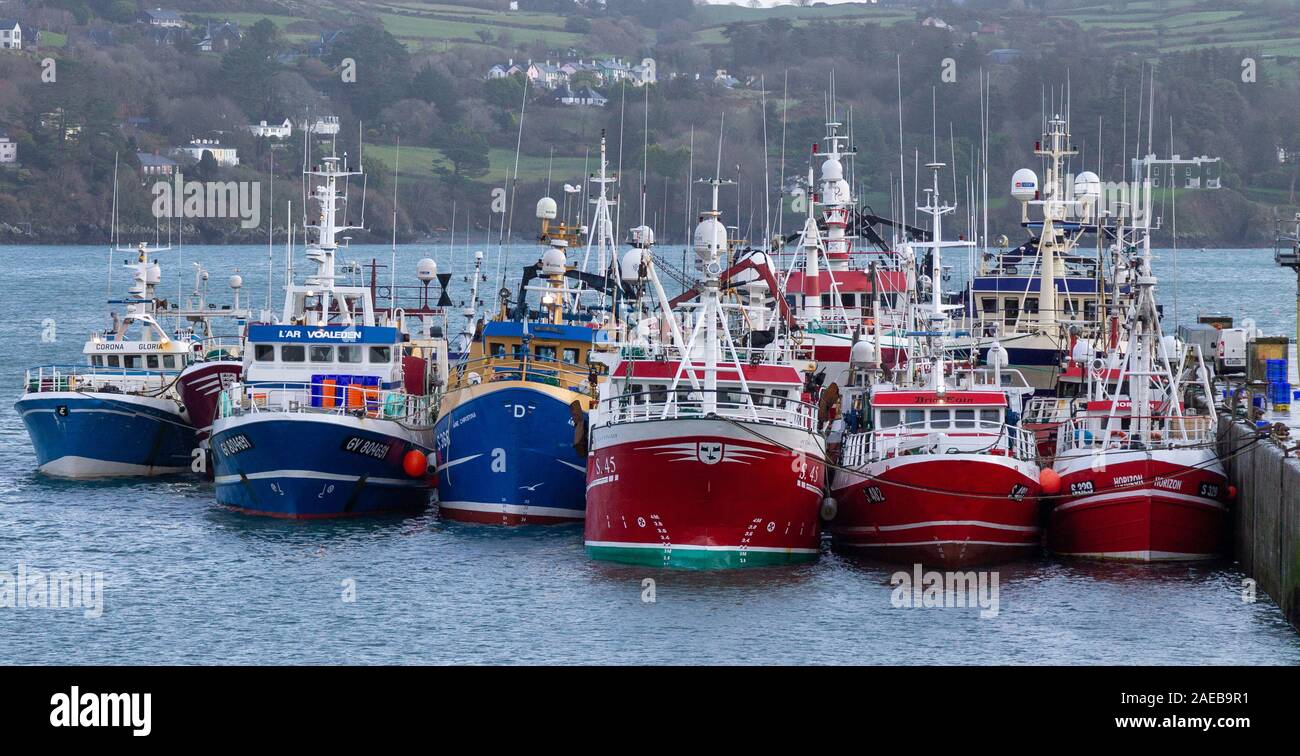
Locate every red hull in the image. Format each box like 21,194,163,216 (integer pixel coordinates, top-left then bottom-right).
1050,453,1229,561
585,419,825,568
830,455,1042,567
177,361,243,442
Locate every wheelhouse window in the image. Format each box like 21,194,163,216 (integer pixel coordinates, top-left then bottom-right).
146,355,159,369
563,348,579,364
337,345,361,363
368,346,391,363
648,384,667,403
954,409,976,428
980,408,1002,424
879,409,900,428
162,355,177,369
490,342,506,358
840,293,855,307
906,408,924,426
107,355,120,368
254,344,275,362
536,345,557,361
91,355,103,367
1003,298,1019,326
310,345,333,363
281,345,306,362
981,297,997,314
930,409,951,429
1083,299,1098,321
1024,297,1039,314
123,355,141,369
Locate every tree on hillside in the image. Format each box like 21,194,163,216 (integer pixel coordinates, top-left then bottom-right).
411,63,462,124
328,25,412,118
218,19,280,118
438,126,490,180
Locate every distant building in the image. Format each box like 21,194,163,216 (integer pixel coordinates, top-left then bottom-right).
987,48,1023,65
174,138,239,167
247,118,292,139
198,21,241,53
0,133,17,165
301,116,340,136
555,85,607,107
140,9,184,28
921,17,952,31
308,30,345,57
0,19,22,50
1131,154,1222,190
136,151,177,177
486,57,655,89
713,69,740,89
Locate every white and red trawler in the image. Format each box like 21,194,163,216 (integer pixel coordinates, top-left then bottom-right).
828,163,1043,568
583,181,827,568
1048,238,1229,561
781,121,919,389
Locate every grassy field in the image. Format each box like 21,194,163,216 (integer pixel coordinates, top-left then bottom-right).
368,143,593,185
1055,0,1300,55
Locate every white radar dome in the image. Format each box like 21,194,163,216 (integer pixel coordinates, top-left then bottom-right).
621,249,644,283
228,274,243,290
987,341,1010,369
820,157,844,182
541,248,566,275
1011,168,1039,201
1073,171,1101,199
693,217,727,262
629,225,654,247
535,196,557,220
416,258,438,282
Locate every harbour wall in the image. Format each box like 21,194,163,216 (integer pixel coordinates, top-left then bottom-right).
1218,415,1300,630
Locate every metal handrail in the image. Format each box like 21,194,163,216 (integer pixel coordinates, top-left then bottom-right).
598,387,817,430
22,365,178,396
1055,414,1214,454
446,353,595,394
840,419,1038,467
217,380,437,426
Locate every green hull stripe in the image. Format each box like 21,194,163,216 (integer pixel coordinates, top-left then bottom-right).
585,544,818,569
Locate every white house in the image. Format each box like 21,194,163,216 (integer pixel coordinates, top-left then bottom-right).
140,9,184,28
300,115,340,136
174,138,239,167
1131,153,1222,190
247,118,293,139
136,151,177,176
0,19,22,50
0,133,17,165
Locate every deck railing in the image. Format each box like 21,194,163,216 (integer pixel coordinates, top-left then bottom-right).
446,353,595,395
840,419,1039,468
1055,414,1215,455
599,387,817,430
22,365,177,396
217,381,437,426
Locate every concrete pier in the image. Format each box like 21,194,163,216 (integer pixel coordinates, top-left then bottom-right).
1218,414,1300,630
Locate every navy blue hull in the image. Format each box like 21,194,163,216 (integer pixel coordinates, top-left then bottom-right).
210,416,433,518
434,384,586,524
15,393,196,477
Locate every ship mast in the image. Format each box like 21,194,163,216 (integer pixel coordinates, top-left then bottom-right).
1032,115,1077,334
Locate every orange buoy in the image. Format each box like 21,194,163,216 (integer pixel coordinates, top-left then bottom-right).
403,449,428,478
1039,468,1062,495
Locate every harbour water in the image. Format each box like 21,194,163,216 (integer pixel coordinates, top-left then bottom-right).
3,244,1299,664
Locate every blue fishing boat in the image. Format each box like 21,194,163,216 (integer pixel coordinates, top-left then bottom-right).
435,143,628,525
16,243,245,477
208,155,439,518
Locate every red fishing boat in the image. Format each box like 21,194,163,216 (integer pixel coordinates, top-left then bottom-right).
828,161,1042,567
584,180,827,568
